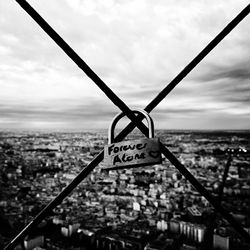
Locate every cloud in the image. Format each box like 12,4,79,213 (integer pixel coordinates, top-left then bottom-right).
198,60,250,82
0,99,118,130
191,60,250,117
0,0,250,130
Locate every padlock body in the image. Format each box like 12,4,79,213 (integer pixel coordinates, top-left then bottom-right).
104,138,162,169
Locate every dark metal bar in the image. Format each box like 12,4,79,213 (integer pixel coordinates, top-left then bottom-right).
205,154,232,249
14,0,148,138
203,155,233,250
218,155,232,202
145,3,250,113
6,1,250,249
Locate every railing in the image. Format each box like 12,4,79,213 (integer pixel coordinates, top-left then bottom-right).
4,1,250,249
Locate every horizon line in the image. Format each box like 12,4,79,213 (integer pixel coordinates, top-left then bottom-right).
1,128,250,134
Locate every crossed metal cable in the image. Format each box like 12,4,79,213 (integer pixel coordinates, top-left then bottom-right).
5,1,250,249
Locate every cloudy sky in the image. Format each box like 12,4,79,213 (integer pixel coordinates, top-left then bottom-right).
0,0,250,131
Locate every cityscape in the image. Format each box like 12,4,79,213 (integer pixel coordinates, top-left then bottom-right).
0,129,250,250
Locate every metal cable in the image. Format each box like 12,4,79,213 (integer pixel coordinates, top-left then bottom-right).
145,3,250,113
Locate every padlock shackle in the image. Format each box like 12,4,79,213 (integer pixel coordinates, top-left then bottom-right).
108,109,154,144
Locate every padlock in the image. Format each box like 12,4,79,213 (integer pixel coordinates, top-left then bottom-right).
103,109,162,170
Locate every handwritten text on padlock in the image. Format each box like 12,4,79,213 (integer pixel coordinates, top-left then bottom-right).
104,138,161,168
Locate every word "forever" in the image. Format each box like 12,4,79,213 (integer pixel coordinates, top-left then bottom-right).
108,142,147,155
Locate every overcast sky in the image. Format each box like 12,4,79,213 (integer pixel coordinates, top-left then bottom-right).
0,0,250,131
